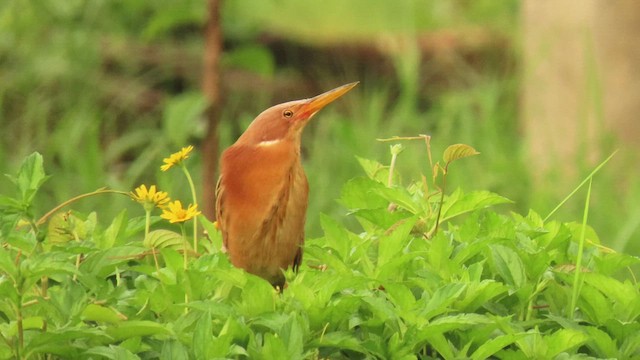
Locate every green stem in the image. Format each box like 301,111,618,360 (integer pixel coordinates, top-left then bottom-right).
544,151,616,222
181,165,199,252
37,188,129,226
180,224,189,312
145,210,160,271
426,164,448,238
181,224,188,271
569,178,593,319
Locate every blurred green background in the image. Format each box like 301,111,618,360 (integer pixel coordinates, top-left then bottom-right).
1,0,638,254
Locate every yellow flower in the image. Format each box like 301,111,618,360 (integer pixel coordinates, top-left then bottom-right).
130,184,170,210
161,200,201,223
161,145,194,172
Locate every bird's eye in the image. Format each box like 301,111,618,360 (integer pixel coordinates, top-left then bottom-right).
283,110,294,118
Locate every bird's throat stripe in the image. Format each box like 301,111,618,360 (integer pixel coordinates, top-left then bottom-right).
256,139,282,147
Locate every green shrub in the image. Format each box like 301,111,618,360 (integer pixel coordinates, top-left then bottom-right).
1,147,638,359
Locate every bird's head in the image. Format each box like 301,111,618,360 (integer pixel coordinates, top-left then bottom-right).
237,82,358,146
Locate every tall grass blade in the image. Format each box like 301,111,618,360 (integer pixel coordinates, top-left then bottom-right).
569,178,592,320
543,151,617,222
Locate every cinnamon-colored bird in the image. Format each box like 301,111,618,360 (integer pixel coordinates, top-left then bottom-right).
215,82,358,287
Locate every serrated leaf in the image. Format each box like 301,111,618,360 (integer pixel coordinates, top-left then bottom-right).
490,245,526,290
193,310,213,360
356,156,387,182
471,333,526,360
583,326,619,358
313,331,369,355
440,189,512,223
339,177,388,210
443,144,479,165
371,186,422,214
377,217,416,268
544,329,589,357
13,152,49,203
421,283,467,320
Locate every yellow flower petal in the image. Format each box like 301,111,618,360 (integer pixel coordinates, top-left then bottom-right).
130,184,171,210
160,145,194,172
161,200,201,223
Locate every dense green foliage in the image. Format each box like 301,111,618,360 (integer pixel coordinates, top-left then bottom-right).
1,150,638,359
2,1,640,357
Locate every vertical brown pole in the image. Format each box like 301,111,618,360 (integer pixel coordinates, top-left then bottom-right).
202,0,223,219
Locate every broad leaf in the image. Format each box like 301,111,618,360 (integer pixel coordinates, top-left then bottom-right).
443,144,480,165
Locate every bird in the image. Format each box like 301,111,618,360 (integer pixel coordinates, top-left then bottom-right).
215,82,358,288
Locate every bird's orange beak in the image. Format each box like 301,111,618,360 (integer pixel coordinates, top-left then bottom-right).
298,82,359,120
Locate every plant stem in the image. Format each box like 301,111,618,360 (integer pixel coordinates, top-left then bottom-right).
569,178,592,320
544,151,615,222
181,165,199,252
180,224,187,270
145,210,160,271
428,164,448,238
181,224,189,312
36,188,129,226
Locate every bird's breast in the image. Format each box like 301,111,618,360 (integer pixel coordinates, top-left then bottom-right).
218,141,308,283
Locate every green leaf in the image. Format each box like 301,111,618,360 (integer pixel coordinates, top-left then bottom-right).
105,321,173,341
81,304,124,324
471,333,526,360
193,310,213,359
160,340,189,360
339,177,388,210
319,214,351,260
0,248,18,280
97,209,128,249
384,283,416,311
257,333,290,360
160,248,185,274
544,329,589,357
199,214,223,252
281,313,304,359
440,189,512,223
490,244,526,290
458,280,508,312
240,275,276,316
313,331,369,356
84,346,141,360
371,186,422,214
443,144,480,165
46,212,77,245
421,283,467,320
24,328,110,357
356,156,388,182
582,273,640,322
11,152,49,204
583,326,619,358
421,313,492,336
377,217,416,268
144,229,186,250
